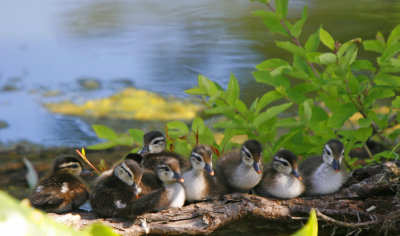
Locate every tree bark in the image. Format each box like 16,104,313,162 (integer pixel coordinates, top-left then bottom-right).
48,161,400,235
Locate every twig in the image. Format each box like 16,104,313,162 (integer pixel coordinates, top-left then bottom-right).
75,149,101,174
316,210,379,229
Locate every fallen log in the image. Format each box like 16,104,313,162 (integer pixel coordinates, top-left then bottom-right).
48,161,400,235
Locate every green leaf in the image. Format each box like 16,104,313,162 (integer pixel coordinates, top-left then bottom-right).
276,41,306,57
256,90,282,114
276,0,289,18
191,117,205,133
392,96,400,108
166,121,189,137
198,74,218,95
253,10,289,37
92,124,117,141
129,129,144,145
292,209,318,236
305,28,320,52
254,102,293,127
327,103,358,129
236,100,248,116
319,28,335,50
252,71,290,88
205,105,235,115
184,87,206,95
318,53,337,65
380,42,400,62
115,134,134,146
375,73,400,87
287,83,318,103
355,127,373,142
275,118,304,128
358,117,373,128
291,6,308,38
227,73,240,105
365,87,395,107
87,142,116,150
299,100,312,124
256,58,290,71
387,23,400,47
272,129,300,153
350,60,376,72
363,40,385,53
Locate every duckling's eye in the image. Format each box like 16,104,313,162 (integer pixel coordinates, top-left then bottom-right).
153,140,160,145
282,162,289,167
195,156,202,162
159,167,170,172
326,150,331,155
70,164,79,168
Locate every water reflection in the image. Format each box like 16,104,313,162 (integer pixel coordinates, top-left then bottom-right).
0,0,399,146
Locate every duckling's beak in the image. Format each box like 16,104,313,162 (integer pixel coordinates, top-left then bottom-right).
80,168,93,176
332,159,340,172
132,182,140,199
253,162,262,174
204,163,214,176
173,172,184,183
138,146,150,155
291,169,302,180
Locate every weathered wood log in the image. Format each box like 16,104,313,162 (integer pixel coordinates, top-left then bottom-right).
48,162,400,235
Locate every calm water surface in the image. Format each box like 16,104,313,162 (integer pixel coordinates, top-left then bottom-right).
0,0,399,146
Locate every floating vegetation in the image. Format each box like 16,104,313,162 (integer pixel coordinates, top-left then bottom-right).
44,87,204,121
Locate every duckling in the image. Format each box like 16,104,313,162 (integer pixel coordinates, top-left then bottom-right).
299,139,348,195
30,154,89,213
139,131,166,155
255,150,304,199
149,156,186,211
182,145,225,202
90,157,144,218
137,131,188,171
216,140,263,193
119,156,186,215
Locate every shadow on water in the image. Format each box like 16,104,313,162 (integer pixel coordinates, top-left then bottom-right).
0,0,399,146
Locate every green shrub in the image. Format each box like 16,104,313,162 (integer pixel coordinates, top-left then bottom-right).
89,0,400,168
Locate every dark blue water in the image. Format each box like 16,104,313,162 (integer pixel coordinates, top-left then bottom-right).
0,0,399,146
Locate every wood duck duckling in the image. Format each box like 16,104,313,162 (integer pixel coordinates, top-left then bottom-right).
138,131,166,155
216,140,263,193
299,139,348,195
148,156,186,211
182,145,225,202
90,156,144,218
139,131,189,171
31,154,89,213
128,156,186,215
255,150,304,199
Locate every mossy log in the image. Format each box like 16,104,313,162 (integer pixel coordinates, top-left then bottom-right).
48,161,400,235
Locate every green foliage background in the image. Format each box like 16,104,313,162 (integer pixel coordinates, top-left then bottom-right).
89,0,400,169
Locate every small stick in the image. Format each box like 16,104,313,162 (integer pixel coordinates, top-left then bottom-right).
316,210,379,228
75,149,101,174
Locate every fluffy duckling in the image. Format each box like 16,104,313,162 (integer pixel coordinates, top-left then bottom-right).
216,140,263,193
139,131,166,155
255,150,304,199
182,145,225,201
90,157,144,218
31,154,89,213
299,139,348,195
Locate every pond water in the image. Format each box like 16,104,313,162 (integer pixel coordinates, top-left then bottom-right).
0,0,399,147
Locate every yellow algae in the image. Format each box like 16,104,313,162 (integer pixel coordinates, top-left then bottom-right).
44,87,204,121
213,133,248,144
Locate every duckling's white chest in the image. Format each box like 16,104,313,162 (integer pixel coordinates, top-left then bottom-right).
183,170,207,201
230,163,262,191
166,183,185,208
310,163,347,194
267,173,304,199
